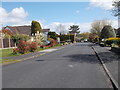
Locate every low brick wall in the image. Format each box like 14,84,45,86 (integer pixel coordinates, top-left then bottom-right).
111,47,120,53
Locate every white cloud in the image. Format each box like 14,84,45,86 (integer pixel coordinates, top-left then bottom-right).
43,20,118,33
89,0,115,10
43,22,92,33
112,20,118,28
0,7,28,27
76,10,80,14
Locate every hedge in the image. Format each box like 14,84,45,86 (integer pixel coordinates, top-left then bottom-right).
106,37,120,47
57,34,75,43
48,32,57,40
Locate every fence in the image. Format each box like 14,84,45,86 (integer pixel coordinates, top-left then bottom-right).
0,38,16,48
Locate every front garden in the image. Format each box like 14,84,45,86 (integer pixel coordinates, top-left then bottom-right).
1,40,62,58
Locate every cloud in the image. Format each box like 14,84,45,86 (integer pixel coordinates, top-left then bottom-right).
89,0,115,10
43,20,118,34
76,10,80,14
112,20,118,28
43,22,92,33
0,7,28,26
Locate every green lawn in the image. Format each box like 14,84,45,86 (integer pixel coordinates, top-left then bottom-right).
0,48,22,57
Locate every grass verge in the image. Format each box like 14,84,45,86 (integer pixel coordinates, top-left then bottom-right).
0,59,19,64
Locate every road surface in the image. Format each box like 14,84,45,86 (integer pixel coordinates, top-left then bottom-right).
2,43,113,88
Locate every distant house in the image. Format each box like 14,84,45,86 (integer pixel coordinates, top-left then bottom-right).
3,26,50,40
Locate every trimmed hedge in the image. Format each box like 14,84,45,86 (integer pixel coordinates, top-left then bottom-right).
48,32,57,40
57,34,75,43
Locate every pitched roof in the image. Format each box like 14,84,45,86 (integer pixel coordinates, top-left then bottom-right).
4,26,50,36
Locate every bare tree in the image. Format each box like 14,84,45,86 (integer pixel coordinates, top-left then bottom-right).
90,19,112,37
112,0,120,17
112,0,120,28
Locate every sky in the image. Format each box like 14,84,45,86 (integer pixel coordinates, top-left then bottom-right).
0,0,119,33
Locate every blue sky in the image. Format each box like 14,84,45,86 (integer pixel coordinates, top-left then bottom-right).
0,1,118,33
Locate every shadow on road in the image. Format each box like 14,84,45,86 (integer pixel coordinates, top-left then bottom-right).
63,52,119,64
63,54,100,64
36,60,45,61
96,52,120,63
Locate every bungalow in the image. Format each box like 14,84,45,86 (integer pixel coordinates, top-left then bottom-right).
3,26,50,40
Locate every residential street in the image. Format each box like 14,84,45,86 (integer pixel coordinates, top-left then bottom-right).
3,43,113,88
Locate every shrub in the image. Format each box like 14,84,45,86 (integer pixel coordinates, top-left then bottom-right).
106,37,120,47
17,40,30,54
48,32,57,40
100,25,116,40
29,42,38,52
12,34,30,44
40,38,57,48
48,38,57,46
31,20,42,35
57,34,75,43
13,48,20,54
13,40,39,54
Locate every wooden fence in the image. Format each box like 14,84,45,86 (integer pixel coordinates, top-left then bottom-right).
0,38,16,48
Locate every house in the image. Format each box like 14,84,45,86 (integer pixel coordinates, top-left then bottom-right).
3,26,50,40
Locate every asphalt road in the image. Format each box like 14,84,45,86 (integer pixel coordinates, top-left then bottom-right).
2,43,113,88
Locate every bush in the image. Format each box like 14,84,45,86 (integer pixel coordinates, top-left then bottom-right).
48,32,57,40
13,48,20,54
40,38,57,48
17,40,30,54
48,38,57,46
13,40,39,54
57,34,75,43
100,25,116,40
31,20,42,35
12,34,30,44
105,37,120,47
29,42,38,52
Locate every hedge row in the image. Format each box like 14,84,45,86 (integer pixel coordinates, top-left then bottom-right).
57,34,75,43
105,37,120,47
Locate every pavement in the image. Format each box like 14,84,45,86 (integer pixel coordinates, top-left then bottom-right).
2,43,115,88
92,45,119,89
